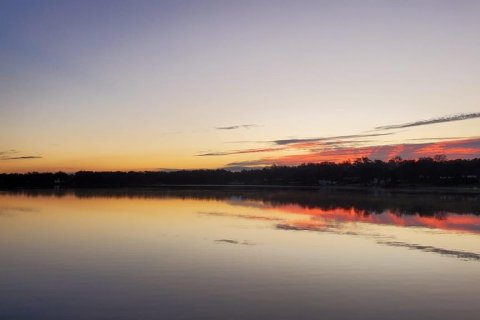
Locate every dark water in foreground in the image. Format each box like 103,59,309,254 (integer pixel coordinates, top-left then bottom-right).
1,188,479,320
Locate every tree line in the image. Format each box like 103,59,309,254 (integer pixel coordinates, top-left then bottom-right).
1,156,480,188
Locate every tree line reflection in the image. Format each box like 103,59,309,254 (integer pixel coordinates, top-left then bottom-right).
4,188,480,233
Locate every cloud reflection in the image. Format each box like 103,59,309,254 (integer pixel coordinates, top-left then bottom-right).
270,204,480,234
377,241,480,261
276,220,480,261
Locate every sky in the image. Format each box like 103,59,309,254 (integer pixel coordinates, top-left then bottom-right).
1,0,480,173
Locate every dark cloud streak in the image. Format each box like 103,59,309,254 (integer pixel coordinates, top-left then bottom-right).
273,132,395,145
376,112,480,130
197,147,283,157
0,150,42,160
216,124,260,130
1,156,42,160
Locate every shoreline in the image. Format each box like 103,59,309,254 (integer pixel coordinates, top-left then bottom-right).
1,184,479,195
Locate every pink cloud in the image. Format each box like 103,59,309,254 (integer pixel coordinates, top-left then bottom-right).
227,137,480,167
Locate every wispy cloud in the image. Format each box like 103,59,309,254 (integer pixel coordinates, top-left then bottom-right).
272,133,395,145
0,150,42,160
1,156,42,160
202,133,395,159
406,137,468,141
0,150,19,156
226,159,267,168
375,112,480,130
211,112,480,167
197,147,283,156
226,137,480,167
216,124,260,130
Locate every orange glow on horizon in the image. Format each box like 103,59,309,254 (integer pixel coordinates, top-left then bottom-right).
247,137,480,166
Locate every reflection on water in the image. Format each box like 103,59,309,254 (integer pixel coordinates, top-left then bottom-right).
1,188,479,319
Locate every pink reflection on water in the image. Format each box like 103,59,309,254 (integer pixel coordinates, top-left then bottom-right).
267,204,480,234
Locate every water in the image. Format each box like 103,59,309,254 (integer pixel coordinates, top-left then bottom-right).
1,188,479,319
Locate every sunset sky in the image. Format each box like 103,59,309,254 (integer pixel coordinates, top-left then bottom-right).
1,0,480,173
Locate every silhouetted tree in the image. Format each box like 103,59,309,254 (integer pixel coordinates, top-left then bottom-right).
1,158,479,188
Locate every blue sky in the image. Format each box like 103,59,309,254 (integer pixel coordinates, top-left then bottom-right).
1,0,480,172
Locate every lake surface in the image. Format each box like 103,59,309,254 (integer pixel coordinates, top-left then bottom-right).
1,188,480,320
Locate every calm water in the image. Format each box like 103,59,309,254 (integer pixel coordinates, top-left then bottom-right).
1,188,480,320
